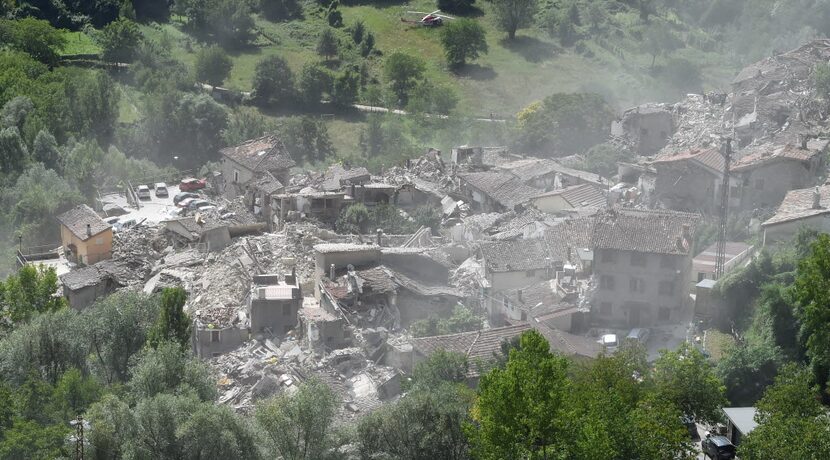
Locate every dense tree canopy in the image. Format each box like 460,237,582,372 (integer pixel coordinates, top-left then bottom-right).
516,92,615,155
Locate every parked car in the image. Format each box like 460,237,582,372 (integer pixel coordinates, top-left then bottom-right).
196,205,217,212
625,328,650,345
104,216,120,226
154,182,168,197
600,334,619,353
180,177,207,192
136,185,151,200
177,197,197,208
701,435,736,459
173,192,199,205
187,199,213,210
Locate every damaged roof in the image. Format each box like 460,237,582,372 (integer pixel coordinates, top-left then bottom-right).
220,135,296,173
313,243,380,254
323,164,371,192
57,205,111,241
410,323,532,371
762,185,830,227
479,238,550,272
499,158,609,187
531,183,607,209
247,171,284,195
732,140,829,171
591,208,700,255
458,171,540,209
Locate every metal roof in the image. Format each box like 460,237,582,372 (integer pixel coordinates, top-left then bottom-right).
723,407,758,435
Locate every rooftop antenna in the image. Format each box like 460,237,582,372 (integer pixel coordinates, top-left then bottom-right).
715,137,732,279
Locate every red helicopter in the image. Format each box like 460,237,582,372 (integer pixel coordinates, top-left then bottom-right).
401,10,455,27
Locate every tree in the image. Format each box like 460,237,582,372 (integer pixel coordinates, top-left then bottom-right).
485,0,537,39
335,203,370,234
316,28,339,60
357,384,472,460
98,17,143,64
410,349,469,387
178,403,262,460
652,342,726,425
793,233,830,390
441,18,488,68
149,287,191,349
384,52,426,106
437,0,476,14
349,20,365,44
467,330,570,459
194,45,233,86
253,55,296,106
223,107,279,146
298,62,333,106
255,378,338,460
643,23,680,70
331,69,359,107
516,92,615,154
166,92,229,165
576,142,634,177
0,96,34,131
85,291,159,384
260,0,302,21
0,18,66,66
31,130,60,171
0,126,29,179
739,364,830,459
278,116,334,163
128,341,216,401
0,265,66,326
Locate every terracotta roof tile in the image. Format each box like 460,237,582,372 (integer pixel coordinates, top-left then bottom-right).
591,208,701,255
762,185,830,226
57,205,111,241
220,135,295,173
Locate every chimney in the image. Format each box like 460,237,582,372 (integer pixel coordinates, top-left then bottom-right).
800,133,808,150
329,263,335,280
517,289,523,304
813,186,822,209
86,223,92,237
676,236,685,251
350,183,356,198
376,228,383,246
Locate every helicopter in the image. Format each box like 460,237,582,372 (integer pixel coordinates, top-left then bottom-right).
401,10,455,27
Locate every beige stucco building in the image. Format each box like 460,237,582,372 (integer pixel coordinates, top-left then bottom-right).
56,204,112,266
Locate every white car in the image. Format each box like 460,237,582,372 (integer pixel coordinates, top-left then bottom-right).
136,185,151,200
154,182,168,197
600,334,619,353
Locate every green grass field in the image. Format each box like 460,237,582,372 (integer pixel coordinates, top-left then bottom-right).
59,30,101,56
135,3,738,117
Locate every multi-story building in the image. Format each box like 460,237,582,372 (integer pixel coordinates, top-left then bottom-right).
591,208,700,328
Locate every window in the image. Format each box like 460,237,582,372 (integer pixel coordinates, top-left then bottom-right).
629,277,645,293
526,269,536,277
698,272,707,282
600,275,615,290
659,281,675,296
730,186,740,198
630,253,647,267
600,302,612,316
601,250,617,263
658,307,671,321
233,170,240,183
755,178,764,190
660,255,675,269
283,304,292,317
95,237,103,246
210,330,220,343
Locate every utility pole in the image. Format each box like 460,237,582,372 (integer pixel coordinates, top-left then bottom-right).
71,415,84,460
715,137,732,279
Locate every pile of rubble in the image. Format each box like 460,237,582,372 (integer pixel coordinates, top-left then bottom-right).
212,336,400,419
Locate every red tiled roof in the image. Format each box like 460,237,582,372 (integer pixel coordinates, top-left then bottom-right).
762,185,830,226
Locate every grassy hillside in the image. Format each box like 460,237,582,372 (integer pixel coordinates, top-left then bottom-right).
132,1,738,117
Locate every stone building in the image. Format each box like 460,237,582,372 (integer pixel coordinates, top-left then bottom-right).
57,204,112,266
591,208,700,328
220,135,295,199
